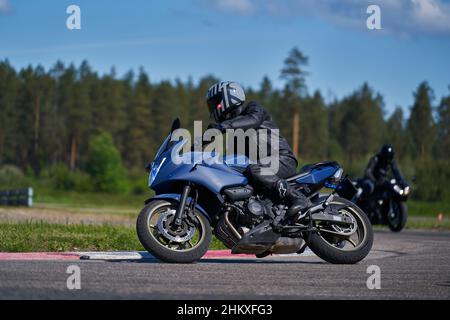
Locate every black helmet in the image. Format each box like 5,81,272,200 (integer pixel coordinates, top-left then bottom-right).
206,81,246,122
379,144,394,162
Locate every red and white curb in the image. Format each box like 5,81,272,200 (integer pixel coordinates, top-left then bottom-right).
0,248,314,261
0,252,81,261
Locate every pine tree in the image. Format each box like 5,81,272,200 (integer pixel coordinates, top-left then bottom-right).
123,69,153,168
332,83,385,163
280,47,309,158
15,65,53,172
0,60,20,166
435,88,450,159
407,82,436,159
66,61,95,171
151,81,178,143
301,90,329,160
386,107,407,160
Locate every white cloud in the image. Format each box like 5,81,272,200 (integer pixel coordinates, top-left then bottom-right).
202,0,450,36
410,0,450,33
0,0,10,13
207,0,255,15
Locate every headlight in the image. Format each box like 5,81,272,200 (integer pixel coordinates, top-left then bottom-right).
404,186,410,196
333,168,344,181
393,184,402,195
149,157,166,187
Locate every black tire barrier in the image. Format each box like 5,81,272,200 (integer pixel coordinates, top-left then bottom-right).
0,188,33,207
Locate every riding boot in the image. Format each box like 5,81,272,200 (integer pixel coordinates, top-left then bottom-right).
275,180,312,219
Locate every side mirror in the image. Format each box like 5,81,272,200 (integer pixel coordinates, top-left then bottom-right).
171,118,181,133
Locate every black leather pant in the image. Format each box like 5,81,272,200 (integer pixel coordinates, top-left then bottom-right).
243,155,298,199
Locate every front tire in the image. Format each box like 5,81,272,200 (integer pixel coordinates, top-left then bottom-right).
307,196,373,264
136,200,212,263
388,201,408,232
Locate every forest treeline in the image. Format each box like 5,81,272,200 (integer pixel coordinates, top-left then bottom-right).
0,48,449,201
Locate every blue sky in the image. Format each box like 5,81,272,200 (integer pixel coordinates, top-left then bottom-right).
1,0,449,116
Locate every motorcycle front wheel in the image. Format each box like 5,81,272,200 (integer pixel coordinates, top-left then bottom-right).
136,200,212,263
387,201,408,232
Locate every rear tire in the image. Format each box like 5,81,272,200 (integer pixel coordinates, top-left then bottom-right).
136,200,212,263
388,201,408,232
307,196,373,264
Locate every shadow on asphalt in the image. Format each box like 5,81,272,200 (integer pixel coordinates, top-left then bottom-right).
105,258,325,265
198,258,325,264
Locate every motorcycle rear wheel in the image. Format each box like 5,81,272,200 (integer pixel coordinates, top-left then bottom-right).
307,196,373,264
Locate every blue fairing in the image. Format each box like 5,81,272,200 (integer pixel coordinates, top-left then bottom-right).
296,166,339,185
150,140,248,195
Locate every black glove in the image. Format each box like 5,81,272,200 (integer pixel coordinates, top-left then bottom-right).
207,122,227,133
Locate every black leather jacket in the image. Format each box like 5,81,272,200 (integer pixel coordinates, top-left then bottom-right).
364,154,404,185
219,101,297,165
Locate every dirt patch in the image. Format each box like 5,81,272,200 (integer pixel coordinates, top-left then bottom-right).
0,207,135,226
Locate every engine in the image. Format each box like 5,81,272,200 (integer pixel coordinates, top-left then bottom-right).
216,186,305,254
235,198,266,228
221,186,273,228
215,186,271,249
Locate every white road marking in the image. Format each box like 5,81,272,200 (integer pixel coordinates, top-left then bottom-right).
79,251,153,260
79,249,316,261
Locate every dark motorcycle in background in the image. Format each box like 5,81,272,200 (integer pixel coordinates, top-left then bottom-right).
352,178,411,232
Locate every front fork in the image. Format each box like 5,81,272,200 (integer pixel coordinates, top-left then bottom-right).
172,184,198,228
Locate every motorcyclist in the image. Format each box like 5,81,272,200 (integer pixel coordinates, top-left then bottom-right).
205,81,311,219
362,144,404,197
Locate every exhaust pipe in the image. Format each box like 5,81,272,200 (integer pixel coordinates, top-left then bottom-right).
224,209,242,240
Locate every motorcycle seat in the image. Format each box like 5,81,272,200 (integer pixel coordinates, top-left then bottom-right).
286,161,339,182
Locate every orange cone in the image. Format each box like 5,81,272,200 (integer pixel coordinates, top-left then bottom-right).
438,212,443,222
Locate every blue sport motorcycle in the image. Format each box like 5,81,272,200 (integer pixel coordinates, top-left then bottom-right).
137,119,373,263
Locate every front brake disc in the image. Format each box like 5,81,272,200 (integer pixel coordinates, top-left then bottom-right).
157,210,195,243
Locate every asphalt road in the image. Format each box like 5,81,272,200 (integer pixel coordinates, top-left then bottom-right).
0,230,449,299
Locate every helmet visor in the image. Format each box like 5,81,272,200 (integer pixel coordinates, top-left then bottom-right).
207,94,223,120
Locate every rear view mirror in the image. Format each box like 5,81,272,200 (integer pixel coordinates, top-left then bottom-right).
171,118,181,133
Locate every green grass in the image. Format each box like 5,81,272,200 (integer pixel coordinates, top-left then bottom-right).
0,222,142,252
408,200,450,217
405,216,450,230
0,221,225,252
372,216,450,231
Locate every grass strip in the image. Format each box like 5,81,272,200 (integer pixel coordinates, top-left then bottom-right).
0,221,225,252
